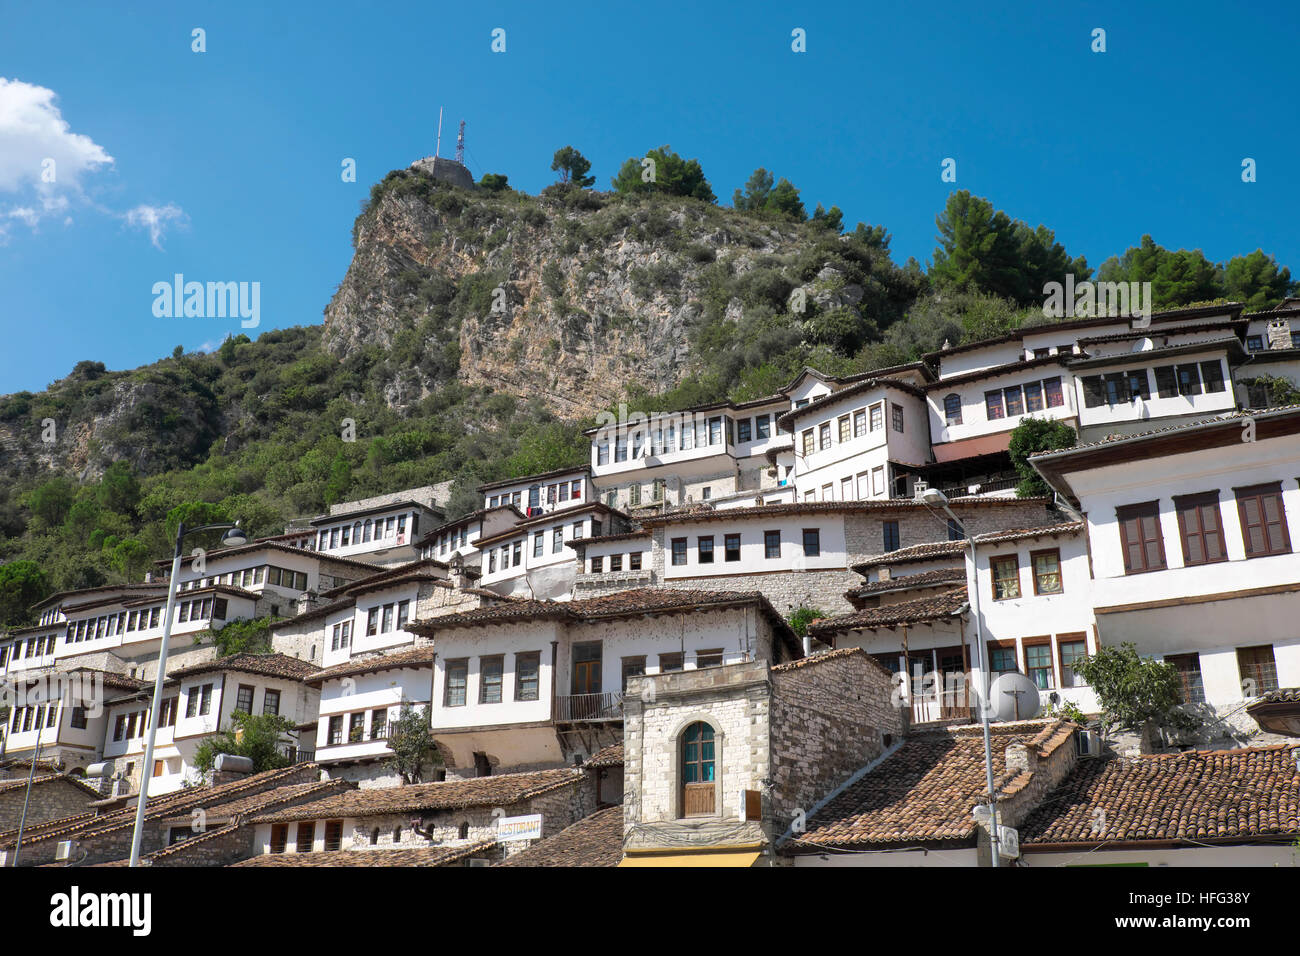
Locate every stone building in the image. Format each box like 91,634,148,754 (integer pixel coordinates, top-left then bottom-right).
620,648,903,866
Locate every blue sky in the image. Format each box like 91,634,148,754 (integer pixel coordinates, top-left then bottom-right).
2,0,1297,393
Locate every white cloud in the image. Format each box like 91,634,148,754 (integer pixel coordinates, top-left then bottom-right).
124,203,186,250
0,77,185,247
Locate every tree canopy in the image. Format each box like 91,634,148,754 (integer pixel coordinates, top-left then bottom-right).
611,145,715,202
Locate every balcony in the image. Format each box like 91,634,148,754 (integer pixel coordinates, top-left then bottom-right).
282,746,316,764
555,692,623,722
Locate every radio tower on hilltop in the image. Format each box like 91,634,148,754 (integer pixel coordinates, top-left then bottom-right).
455,120,466,164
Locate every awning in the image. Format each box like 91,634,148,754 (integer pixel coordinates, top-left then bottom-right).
930,431,1012,463
618,845,764,867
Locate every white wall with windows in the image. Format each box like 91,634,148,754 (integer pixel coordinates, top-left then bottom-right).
661,514,848,578
316,667,432,764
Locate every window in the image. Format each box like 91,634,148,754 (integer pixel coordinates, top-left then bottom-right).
1235,482,1291,558
1117,502,1167,573
200,684,213,716
671,538,688,566
947,517,965,541
445,660,468,707
819,422,832,450
872,466,884,496
533,532,544,558
597,444,610,465
988,643,1018,674
838,415,851,443
1023,380,1043,412
1165,653,1205,704
1031,549,1063,595
653,478,665,502
185,688,199,719
943,393,962,426
1003,387,1024,417
755,414,770,439
621,656,646,692
709,417,722,445
324,820,344,852
985,391,1005,420
1174,492,1226,566
629,483,641,506
853,409,867,436
659,652,683,672
681,721,716,816
296,822,315,853
801,429,815,456
480,656,504,704
1058,636,1088,688
572,642,602,695
235,684,255,715
382,604,394,633
698,536,715,564
1246,334,1264,352
1175,363,1203,396
1025,641,1054,689
1153,365,1178,398
630,552,642,570
270,824,289,854
610,554,623,572
366,607,379,636
397,600,410,630
802,528,820,557
991,555,1021,600
553,527,564,553
1237,645,1279,695
349,712,365,742
891,403,904,432
870,403,883,431
515,652,540,701
71,706,87,730
738,419,752,443
696,649,724,668
724,534,741,562
263,689,280,716
327,715,344,745
882,520,900,553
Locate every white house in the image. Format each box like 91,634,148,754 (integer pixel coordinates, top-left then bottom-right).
479,466,594,518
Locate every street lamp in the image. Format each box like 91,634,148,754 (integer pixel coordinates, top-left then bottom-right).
916,487,1002,867
128,520,246,867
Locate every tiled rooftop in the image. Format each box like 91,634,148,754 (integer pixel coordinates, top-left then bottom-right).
496,808,624,867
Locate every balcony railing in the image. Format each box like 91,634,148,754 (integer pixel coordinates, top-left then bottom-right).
555,692,623,721
282,747,316,764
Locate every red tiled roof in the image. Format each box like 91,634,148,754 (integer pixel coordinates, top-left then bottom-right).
496,808,624,867
850,540,966,571
848,567,967,597
972,521,1084,546
306,645,435,686
1021,744,1300,847
231,841,496,867
791,720,1075,849
638,497,1045,527
585,745,624,769
167,652,319,683
809,588,969,636
251,768,586,823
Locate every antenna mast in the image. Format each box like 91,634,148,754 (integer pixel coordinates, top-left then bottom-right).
435,107,443,158
455,120,466,164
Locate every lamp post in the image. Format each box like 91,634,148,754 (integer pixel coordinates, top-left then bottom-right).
128,520,246,868
917,487,1001,867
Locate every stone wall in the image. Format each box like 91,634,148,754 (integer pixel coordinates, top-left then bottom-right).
768,650,903,831
0,777,98,830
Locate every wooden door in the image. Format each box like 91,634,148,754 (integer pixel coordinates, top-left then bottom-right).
681,722,716,816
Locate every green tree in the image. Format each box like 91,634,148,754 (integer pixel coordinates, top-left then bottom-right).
478,172,510,192
323,452,353,505
26,477,76,526
611,145,715,202
1072,643,1200,745
786,606,825,639
97,461,141,516
191,710,297,781
164,501,231,545
208,615,277,656
1223,249,1294,311
106,537,150,582
0,560,49,626
1008,417,1077,497
386,702,439,784
733,168,806,221
550,146,595,188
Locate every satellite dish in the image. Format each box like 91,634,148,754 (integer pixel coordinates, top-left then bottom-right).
988,672,1041,722
1130,337,1154,352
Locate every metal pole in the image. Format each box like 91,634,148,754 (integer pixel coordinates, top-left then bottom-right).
10,709,44,867
935,503,1000,867
128,525,185,867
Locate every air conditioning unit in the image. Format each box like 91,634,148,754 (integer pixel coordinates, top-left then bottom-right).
913,480,929,496
1075,729,1102,757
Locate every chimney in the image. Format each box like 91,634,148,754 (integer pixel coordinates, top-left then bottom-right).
449,554,470,590
878,567,892,582
1004,739,1037,775
296,590,321,616
1267,318,1293,350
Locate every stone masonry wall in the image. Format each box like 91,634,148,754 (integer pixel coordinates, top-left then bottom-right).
768,650,904,832
0,777,98,830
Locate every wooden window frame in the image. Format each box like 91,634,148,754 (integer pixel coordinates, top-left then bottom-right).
986,639,1019,675
1116,501,1167,574
324,820,344,852
295,822,315,853
1030,548,1063,595
1022,637,1055,690
1236,644,1279,696
479,655,505,704
444,659,469,708
1056,633,1088,688
764,530,781,559
990,554,1021,601
1233,482,1292,558
270,823,289,854
1165,653,1205,704
514,651,541,701
1173,492,1227,566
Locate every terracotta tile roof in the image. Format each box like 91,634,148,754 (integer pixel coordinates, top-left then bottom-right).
971,521,1084,546
475,503,629,548
565,530,653,549
58,667,150,692
322,558,450,599
272,596,357,627
478,465,592,491
418,504,526,542
0,773,101,798
924,354,1070,391
776,376,927,429
770,646,884,675
1030,404,1300,457
167,652,319,683
496,807,624,867
231,841,496,867
848,568,967,597
151,540,382,572
306,645,436,686
850,540,967,572
809,589,969,637
250,768,586,824
638,498,1046,528
1256,687,1300,704
1021,744,1300,847
1076,321,1244,346
406,600,570,634
0,763,321,850
792,720,1074,849
156,780,350,825
585,745,624,769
